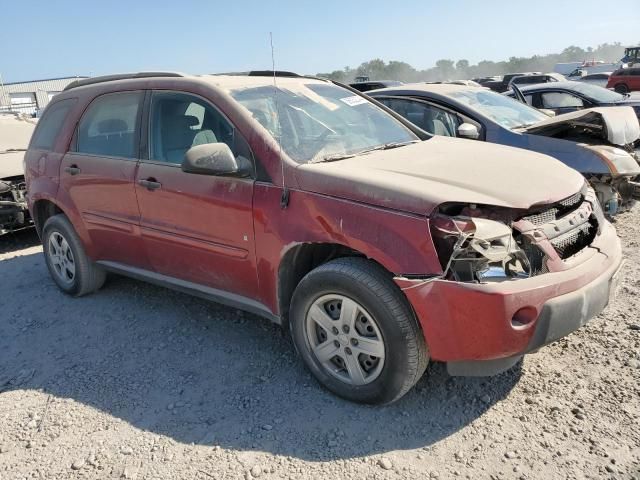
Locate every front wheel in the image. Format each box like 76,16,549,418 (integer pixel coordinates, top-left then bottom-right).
290,257,428,404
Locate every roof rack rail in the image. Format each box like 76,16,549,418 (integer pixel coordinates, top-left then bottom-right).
209,71,329,83
63,72,185,91
248,70,301,78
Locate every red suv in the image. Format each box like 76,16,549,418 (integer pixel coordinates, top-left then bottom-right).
25,72,623,404
607,67,640,93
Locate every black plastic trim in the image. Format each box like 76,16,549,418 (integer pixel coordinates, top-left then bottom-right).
97,261,280,324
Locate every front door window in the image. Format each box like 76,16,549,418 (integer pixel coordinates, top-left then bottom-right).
149,92,235,164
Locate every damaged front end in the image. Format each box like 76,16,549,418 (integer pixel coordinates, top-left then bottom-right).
430,214,530,283
523,107,640,213
430,184,603,284
0,176,31,235
523,107,640,155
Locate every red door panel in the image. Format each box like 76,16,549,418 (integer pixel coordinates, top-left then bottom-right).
135,162,258,298
59,153,148,268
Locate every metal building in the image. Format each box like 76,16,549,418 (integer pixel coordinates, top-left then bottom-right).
0,76,87,116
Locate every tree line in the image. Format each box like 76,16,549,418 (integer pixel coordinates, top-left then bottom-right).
316,42,633,83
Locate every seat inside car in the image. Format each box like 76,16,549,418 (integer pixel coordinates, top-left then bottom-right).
155,100,217,163
83,118,134,157
422,109,452,136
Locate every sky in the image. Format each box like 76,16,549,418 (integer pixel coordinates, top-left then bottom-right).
2,0,639,83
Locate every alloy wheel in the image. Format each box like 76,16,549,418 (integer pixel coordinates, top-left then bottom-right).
305,294,385,386
48,231,76,285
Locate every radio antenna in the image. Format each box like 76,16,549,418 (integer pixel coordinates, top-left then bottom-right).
270,32,289,209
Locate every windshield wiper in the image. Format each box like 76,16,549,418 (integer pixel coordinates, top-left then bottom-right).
511,122,537,129
309,153,357,164
309,140,419,164
362,140,420,152
0,148,27,154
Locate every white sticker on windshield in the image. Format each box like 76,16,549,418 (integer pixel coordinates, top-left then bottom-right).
340,95,369,107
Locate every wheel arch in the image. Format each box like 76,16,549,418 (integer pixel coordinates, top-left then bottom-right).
32,198,65,237
277,242,394,328
31,197,94,258
614,82,629,93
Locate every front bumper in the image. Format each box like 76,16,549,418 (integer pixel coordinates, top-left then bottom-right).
397,221,623,375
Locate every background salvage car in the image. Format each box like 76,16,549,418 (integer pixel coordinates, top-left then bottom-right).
369,83,640,215
575,72,613,88
606,67,640,94
0,113,36,235
504,81,640,120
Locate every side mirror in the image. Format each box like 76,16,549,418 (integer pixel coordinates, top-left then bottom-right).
457,123,480,140
181,143,251,177
539,109,556,117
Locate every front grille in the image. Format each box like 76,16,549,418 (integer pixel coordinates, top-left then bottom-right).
558,191,582,208
516,188,599,272
522,208,558,226
550,219,597,259
521,191,583,227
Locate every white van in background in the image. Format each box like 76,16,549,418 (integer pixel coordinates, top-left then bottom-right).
567,63,620,78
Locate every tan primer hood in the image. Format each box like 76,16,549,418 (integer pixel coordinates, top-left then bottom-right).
0,114,36,178
295,136,585,215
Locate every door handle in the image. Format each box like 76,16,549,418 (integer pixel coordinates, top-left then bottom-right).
139,178,162,191
64,165,81,175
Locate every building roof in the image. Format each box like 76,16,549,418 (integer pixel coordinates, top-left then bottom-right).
3,76,88,86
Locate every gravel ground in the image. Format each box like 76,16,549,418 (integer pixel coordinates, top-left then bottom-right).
0,211,639,480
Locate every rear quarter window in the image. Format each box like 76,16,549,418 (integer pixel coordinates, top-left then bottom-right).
75,92,142,159
29,98,76,150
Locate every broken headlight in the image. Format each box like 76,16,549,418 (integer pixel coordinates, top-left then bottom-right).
585,145,640,176
430,215,530,283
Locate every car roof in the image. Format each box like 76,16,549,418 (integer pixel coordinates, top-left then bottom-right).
583,72,612,77
508,81,590,92
202,74,329,91
369,82,484,96
613,68,640,75
60,72,329,96
351,80,402,85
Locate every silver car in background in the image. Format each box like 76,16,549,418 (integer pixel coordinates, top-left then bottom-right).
368,83,640,215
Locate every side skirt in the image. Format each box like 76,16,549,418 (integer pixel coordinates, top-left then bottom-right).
97,261,281,324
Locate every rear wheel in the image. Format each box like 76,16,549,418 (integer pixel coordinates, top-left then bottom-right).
614,83,629,94
43,214,106,296
290,257,428,404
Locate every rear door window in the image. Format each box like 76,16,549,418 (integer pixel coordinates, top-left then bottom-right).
30,99,76,150
75,92,143,159
541,92,584,109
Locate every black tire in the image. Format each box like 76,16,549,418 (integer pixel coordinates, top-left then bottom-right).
42,214,106,296
614,83,629,94
289,257,429,405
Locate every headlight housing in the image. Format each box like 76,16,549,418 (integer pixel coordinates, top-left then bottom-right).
585,145,640,176
430,215,530,283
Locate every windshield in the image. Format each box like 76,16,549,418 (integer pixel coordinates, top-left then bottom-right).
229,83,417,163
567,82,625,103
449,89,548,129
